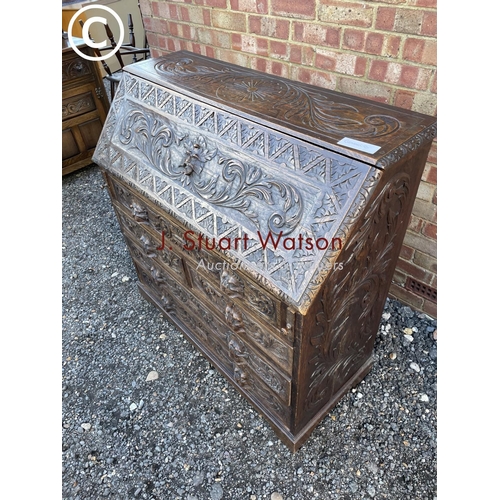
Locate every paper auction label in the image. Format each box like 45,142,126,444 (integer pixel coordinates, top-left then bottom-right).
337,137,381,154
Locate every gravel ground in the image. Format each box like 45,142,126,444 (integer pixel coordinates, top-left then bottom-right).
62,165,437,500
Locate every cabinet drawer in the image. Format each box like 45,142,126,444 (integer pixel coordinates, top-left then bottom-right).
62,91,97,121
134,259,292,424
185,260,293,375
107,173,289,337
62,53,95,88
116,209,188,285
62,55,93,87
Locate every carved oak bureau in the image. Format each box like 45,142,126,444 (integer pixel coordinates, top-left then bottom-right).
93,51,436,451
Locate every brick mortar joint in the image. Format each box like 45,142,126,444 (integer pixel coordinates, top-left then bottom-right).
150,32,436,73
148,3,436,22
147,20,436,65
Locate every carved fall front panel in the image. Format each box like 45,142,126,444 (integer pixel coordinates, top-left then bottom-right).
95,73,380,311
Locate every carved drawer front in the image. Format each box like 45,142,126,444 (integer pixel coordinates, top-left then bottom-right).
62,53,94,88
133,258,292,424
185,247,285,335
62,91,97,121
193,293,292,406
134,265,235,371
186,261,293,375
122,231,187,286
108,174,291,338
113,203,187,281
108,176,175,239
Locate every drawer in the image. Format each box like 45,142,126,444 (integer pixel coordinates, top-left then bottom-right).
62,91,96,121
108,175,174,235
62,53,95,88
185,260,293,375
134,264,234,372
134,259,292,423
183,246,285,335
124,233,187,285
116,209,188,285
108,174,290,338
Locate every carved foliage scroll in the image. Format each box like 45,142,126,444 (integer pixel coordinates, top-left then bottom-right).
155,57,400,139
116,103,303,236
302,172,411,419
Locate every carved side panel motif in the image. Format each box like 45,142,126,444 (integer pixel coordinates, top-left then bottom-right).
155,57,400,138
301,172,411,421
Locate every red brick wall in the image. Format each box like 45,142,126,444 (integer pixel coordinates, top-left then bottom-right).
139,0,438,317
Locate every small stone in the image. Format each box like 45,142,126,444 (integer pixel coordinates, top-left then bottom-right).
367,485,376,497
420,394,429,402
404,335,414,342
111,272,118,278
130,403,138,411
81,423,91,431
403,327,413,335
349,482,359,493
250,496,257,500
271,493,283,500
433,329,438,340
389,352,397,360
210,483,223,500
192,472,204,487
382,312,391,321
401,306,414,318
146,370,159,382
385,324,391,332
159,334,167,340
122,276,130,282
187,495,198,500
410,362,420,373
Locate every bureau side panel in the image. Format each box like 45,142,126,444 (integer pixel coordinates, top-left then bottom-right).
292,145,432,446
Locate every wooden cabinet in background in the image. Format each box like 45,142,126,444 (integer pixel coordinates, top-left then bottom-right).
62,35,109,176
